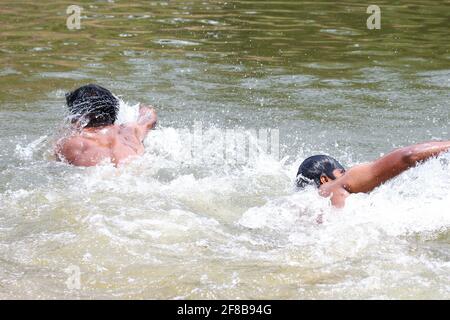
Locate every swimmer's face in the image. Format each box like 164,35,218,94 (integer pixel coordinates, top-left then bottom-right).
319,168,345,185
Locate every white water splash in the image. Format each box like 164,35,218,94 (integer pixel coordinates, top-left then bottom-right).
1,101,449,299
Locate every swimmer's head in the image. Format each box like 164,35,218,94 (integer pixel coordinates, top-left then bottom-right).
66,84,119,128
296,155,345,189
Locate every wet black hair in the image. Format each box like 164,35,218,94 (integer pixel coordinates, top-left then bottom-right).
65,84,119,128
296,155,345,189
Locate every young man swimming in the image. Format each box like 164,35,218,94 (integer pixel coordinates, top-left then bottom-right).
296,141,450,208
55,84,157,167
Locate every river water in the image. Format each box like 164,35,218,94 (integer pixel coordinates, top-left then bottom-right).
0,0,449,299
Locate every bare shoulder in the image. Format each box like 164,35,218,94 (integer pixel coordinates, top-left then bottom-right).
335,163,375,193
56,135,87,161
58,135,86,151
118,110,155,142
317,162,373,207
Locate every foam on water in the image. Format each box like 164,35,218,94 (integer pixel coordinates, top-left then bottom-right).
116,100,140,124
1,101,449,299
240,154,450,237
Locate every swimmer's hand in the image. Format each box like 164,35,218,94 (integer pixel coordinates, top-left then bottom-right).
134,105,157,142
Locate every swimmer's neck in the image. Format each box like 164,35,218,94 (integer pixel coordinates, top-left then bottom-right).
71,122,115,132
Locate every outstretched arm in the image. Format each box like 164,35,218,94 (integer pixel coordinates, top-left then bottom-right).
134,105,157,142
342,140,450,194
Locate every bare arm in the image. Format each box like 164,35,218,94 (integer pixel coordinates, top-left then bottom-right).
134,105,157,142
321,140,450,207
343,140,450,194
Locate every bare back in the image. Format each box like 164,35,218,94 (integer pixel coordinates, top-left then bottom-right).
56,106,157,167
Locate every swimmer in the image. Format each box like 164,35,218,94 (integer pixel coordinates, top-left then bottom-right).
296,141,450,207
55,84,157,167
